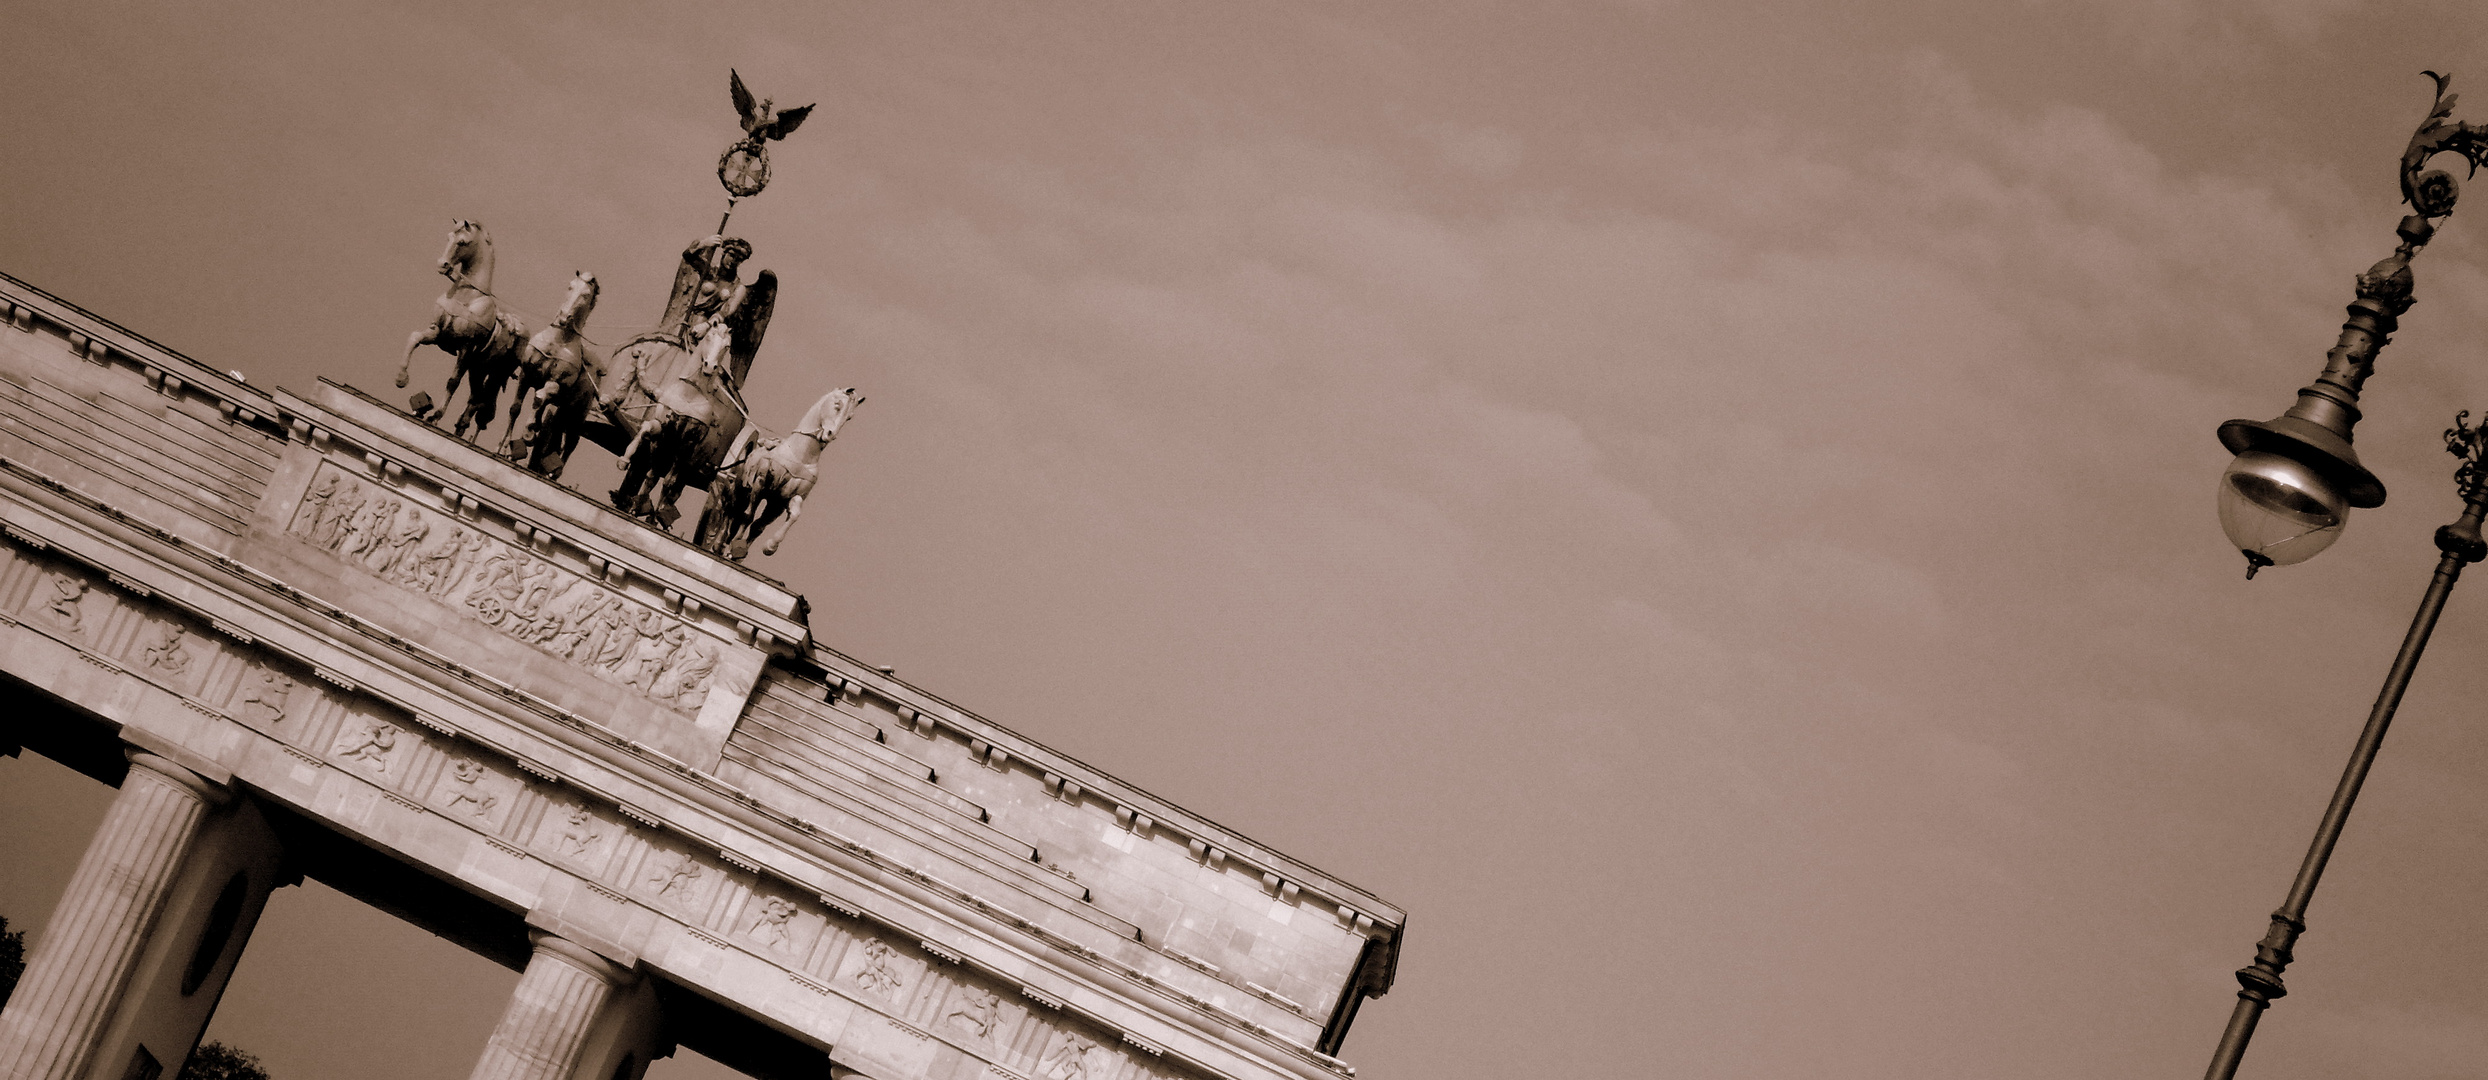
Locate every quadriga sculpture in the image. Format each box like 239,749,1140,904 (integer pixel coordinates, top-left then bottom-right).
398,220,527,443
696,387,863,560
587,235,776,526
611,319,738,522
501,271,601,478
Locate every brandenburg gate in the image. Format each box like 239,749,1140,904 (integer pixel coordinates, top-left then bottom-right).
0,253,1399,1080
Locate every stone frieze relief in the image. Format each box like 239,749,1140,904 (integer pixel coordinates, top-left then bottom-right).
287,462,717,711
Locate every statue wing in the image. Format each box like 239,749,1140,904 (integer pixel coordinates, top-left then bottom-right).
730,69,759,131
658,244,707,336
761,104,815,142
726,270,777,387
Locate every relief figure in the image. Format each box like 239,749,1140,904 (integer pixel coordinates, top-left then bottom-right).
402,526,467,593
1041,1037,1094,1080
589,604,644,671
313,488,366,550
507,561,561,632
465,552,525,625
748,896,796,952
235,664,294,723
141,624,192,677
437,528,489,598
946,987,1000,1039
526,581,589,647
652,639,716,705
539,587,611,658
558,805,602,858
371,511,430,577
341,499,398,561
335,719,399,774
295,471,339,539
41,573,86,634
621,623,686,694
444,758,497,818
648,851,703,897
854,939,904,997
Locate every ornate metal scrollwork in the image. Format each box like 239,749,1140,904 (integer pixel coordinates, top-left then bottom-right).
2446,410,2488,496
2401,72,2488,219
2437,410,2488,563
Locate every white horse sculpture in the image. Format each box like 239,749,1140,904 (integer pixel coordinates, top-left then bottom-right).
695,387,863,559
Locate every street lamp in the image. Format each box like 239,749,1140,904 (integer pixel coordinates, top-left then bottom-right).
2203,74,2488,1080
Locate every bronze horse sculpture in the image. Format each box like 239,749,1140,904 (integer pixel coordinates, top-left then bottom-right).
399,221,527,443
695,386,863,560
501,271,601,478
611,319,738,522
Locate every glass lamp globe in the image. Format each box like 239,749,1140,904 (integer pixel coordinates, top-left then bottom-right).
2218,450,2349,575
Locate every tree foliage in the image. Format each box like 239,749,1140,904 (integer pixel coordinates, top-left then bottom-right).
177,1043,268,1080
0,915,26,1010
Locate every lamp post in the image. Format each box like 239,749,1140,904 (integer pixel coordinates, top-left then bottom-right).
2204,74,2488,1080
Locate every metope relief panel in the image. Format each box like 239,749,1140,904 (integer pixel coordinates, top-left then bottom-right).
286,461,720,711
1033,1030,1121,1080
120,612,209,697
738,886,825,962
330,711,408,781
533,798,625,880
634,841,725,920
225,657,302,728
936,982,1015,1050
835,937,924,1008
428,753,519,833
19,562,109,643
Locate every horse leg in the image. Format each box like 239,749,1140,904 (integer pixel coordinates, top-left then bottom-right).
502,386,538,460
652,474,687,528
619,414,661,468
430,356,465,425
692,487,722,551
502,376,535,458
723,496,762,560
759,493,803,557
461,370,503,444
538,413,582,479
525,393,561,472
400,319,444,390
612,419,663,511
458,384,492,442
451,375,477,439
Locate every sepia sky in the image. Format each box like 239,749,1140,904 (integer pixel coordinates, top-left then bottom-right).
16,2,2488,1078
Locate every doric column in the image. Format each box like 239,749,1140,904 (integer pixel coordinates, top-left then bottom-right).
468,931,636,1080
0,751,226,1080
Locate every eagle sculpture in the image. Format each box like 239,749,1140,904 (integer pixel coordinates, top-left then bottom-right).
730,69,814,143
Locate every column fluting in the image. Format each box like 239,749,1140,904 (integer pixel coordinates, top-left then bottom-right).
467,932,634,1080
0,752,226,1080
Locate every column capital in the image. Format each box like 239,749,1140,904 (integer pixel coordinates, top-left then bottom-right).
525,931,635,988
121,750,229,808
118,729,232,805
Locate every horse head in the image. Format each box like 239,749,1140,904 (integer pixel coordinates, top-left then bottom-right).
439,220,484,279
794,388,863,444
692,317,735,377
556,271,600,332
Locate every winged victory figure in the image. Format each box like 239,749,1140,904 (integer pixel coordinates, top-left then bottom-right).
730,70,814,144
